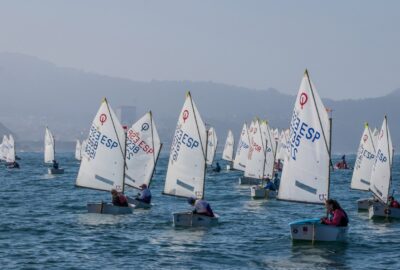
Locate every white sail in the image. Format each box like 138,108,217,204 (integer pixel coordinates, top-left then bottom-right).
76,98,126,192
350,123,376,191
233,123,250,171
273,128,280,143
164,92,207,199
244,120,266,179
125,111,162,189
6,135,16,163
222,130,235,161
0,135,9,161
206,127,218,165
44,127,55,163
278,70,331,204
260,121,275,179
276,129,290,161
75,140,82,161
369,116,393,204
81,139,88,155
372,127,379,147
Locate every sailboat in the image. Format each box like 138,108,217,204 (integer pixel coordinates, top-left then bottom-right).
350,123,377,210
250,120,278,198
75,140,82,161
44,127,64,174
124,111,162,209
4,135,19,169
368,116,399,219
222,129,235,170
240,120,264,186
278,70,347,242
276,129,290,168
76,98,132,215
163,92,218,227
206,127,218,166
0,135,9,161
232,123,250,172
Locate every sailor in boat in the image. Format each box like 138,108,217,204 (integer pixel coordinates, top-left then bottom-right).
273,173,280,190
263,178,277,191
52,160,59,170
320,199,349,227
213,162,221,173
274,160,283,172
136,184,152,204
6,161,20,169
388,196,400,208
111,189,129,207
335,155,349,170
187,197,215,217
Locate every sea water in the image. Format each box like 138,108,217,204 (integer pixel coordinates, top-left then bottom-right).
0,153,399,269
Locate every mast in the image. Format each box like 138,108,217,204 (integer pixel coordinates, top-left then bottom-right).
306,70,332,171
104,98,126,193
386,115,393,203
328,116,332,199
148,111,162,189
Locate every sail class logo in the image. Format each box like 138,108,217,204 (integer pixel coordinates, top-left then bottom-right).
300,92,308,109
99,114,107,125
182,110,189,123
363,134,368,142
141,123,149,131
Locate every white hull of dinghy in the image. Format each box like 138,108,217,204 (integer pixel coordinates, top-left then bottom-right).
87,202,133,215
127,196,152,209
239,177,262,186
173,211,219,227
368,202,400,220
289,218,348,242
226,165,231,171
48,168,64,175
250,186,277,199
357,197,375,211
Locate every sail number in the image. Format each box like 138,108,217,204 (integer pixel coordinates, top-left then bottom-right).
375,149,388,163
289,111,321,160
85,125,119,160
126,129,154,159
170,127,199,161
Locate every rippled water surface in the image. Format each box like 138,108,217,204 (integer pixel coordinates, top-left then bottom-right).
1,153,399,269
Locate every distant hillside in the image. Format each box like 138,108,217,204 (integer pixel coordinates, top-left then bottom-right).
0,52,399,153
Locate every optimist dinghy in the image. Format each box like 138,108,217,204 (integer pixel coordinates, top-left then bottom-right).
233,123,250,173
163,92,218,227
350,123,377,210
367,116,400,219
278,70,347,242
250,120,278,199
206,127,218,167
124,111,162,209
44,127,64,174
222,130,235,170
76,98,132,215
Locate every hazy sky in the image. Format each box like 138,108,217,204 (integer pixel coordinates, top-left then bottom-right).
1,0,399,99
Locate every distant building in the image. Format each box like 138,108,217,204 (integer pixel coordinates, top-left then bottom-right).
116,106,136,126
